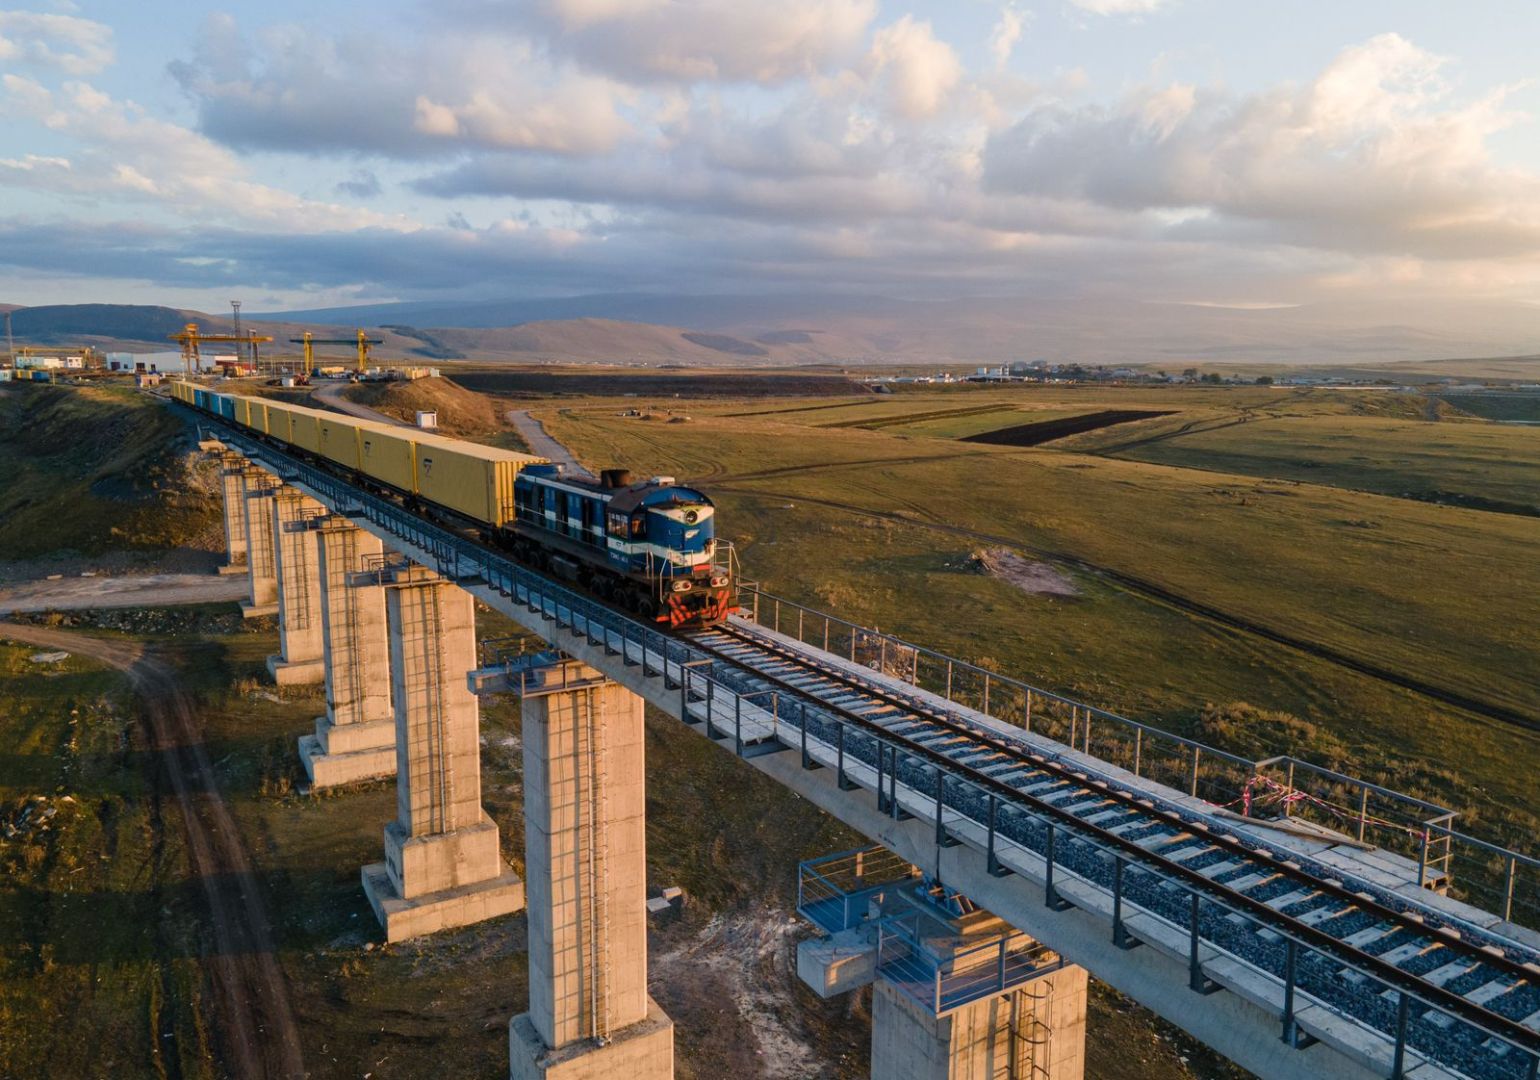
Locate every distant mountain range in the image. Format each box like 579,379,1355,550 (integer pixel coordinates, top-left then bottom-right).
3,294,1536,367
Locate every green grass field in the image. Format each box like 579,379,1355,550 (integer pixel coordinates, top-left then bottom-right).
543,393,1540,849
0,636,211,1078
1106,413,1540,515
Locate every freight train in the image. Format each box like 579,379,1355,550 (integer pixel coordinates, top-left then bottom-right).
170,382,734,627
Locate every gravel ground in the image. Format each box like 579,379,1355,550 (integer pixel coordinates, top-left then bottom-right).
0,572,247,614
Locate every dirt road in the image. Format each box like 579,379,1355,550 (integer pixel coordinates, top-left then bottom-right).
312,380,400,426
0,573,247,614
505,409,596,479
0,621,305,1079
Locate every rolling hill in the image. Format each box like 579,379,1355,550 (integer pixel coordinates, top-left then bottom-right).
4,295,1537,368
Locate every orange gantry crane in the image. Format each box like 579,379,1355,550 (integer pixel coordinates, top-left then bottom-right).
170,322,273,376
289,331,383,383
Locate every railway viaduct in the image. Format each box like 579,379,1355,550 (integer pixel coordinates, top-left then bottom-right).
196,411,1538,1080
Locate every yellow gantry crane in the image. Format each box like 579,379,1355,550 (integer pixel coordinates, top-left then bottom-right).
170,322,273,376
289,331,383,383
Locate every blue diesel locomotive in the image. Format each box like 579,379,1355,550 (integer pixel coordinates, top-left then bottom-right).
510,465,734,628
172,382,734,629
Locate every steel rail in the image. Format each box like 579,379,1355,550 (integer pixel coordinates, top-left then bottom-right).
694,621,1540,1059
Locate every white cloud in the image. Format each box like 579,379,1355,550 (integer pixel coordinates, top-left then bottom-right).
0,10,112,74
1071,0,1171,14
0,78,410,233
495,0,878,84
173,18,632,157
984,34,1540,262
988,5,1026,70
411,67,631,153
866,15,962,119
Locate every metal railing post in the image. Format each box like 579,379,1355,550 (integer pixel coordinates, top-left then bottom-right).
1391,992,1410,1079
734,695,743,757
1504,856,1517,922
1112,857,1137,950
800,700,819,771
1188,893,1216,994
1282,939,1300,1046
935,769,956,848
1044,822,1069,910
875,743,887,814
987,795,1009,877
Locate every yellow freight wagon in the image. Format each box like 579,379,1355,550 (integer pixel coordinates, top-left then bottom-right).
413,434,545,527
245,398,272,435
317,414,363,471
267,399,298,443
355,422,418,494
284,404,323,454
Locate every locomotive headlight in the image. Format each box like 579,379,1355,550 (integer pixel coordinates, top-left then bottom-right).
683,509,699,524
710,574,729,588
671,579,693,593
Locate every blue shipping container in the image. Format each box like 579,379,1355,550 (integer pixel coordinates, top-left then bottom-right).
217,395,236,420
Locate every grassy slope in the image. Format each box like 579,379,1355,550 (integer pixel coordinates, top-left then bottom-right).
0,384,221,561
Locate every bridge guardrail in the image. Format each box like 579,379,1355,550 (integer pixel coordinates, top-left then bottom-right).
736,584,1537,932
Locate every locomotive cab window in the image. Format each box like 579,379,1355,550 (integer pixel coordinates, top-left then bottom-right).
607,512,627,538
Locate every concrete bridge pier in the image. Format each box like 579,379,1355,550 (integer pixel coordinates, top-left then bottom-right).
267,488,327,686
239,466,281,619
509,660,673,1080
872,967,1089,1080
298,516,397,789
216,451,249,575
361,565,523,942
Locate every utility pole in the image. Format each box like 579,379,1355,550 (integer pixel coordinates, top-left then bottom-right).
3,310,13,365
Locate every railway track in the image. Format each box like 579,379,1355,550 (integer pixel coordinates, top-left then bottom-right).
686,620,1540,1079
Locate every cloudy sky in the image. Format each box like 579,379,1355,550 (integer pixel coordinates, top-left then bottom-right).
2,0,1538,316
